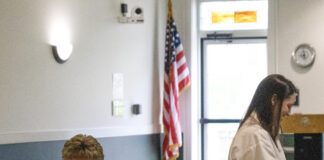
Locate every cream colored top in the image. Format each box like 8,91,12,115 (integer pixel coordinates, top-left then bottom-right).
228,112,286,160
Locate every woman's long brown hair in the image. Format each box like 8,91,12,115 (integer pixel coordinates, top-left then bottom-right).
239,74,297,141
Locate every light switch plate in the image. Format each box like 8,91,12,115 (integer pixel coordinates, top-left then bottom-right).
112,100,124,116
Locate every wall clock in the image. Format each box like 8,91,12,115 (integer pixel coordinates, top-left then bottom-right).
292,43,316,67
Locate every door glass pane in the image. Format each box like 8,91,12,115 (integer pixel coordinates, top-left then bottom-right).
205,123,239,160
200,0,268,31
204,40,267,119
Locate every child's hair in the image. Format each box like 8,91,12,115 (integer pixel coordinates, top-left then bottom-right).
62,134,104,160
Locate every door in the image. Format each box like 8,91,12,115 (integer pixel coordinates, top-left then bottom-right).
200,36,268,160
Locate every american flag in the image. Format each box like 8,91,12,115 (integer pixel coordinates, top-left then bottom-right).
163,13,190,160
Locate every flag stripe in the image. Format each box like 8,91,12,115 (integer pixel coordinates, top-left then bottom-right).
176,50,184,61
175,44,183,54
178,68,190,84
164,82,170,95
176,57,186,69
177,63,188,75
163,116,170,132
179,76,190,93
164,93,170,105
169,85,179,145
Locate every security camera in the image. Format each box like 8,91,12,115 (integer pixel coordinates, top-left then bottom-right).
118,5,144,23
132,7,144,19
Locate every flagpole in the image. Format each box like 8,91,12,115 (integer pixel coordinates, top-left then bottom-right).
166,2,178,160
168,0,172,20
167,0,173,83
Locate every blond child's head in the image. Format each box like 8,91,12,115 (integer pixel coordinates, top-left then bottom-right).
62,134,104,160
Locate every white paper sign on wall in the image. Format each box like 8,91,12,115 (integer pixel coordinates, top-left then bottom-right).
112,73,124,100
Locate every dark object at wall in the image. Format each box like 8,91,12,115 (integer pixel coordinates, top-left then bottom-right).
132,104,141,115
294,133,323,160
294,88,299,106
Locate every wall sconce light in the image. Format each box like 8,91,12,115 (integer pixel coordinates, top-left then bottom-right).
51,43,73,64
49,18,73,64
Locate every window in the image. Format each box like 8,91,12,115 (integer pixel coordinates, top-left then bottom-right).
200,0,268,31
204,39,267,120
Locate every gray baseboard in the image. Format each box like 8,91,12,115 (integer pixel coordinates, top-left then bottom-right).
0,133,161,160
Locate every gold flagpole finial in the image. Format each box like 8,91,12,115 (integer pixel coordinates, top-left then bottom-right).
168,0,172,19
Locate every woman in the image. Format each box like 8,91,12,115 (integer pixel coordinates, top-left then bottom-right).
228,74,297,160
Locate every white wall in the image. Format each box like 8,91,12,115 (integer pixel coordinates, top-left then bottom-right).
0,0,163,144
271,0,324,114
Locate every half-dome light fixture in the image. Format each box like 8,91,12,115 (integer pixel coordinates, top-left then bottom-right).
52,43,73,64
49,18,73,64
